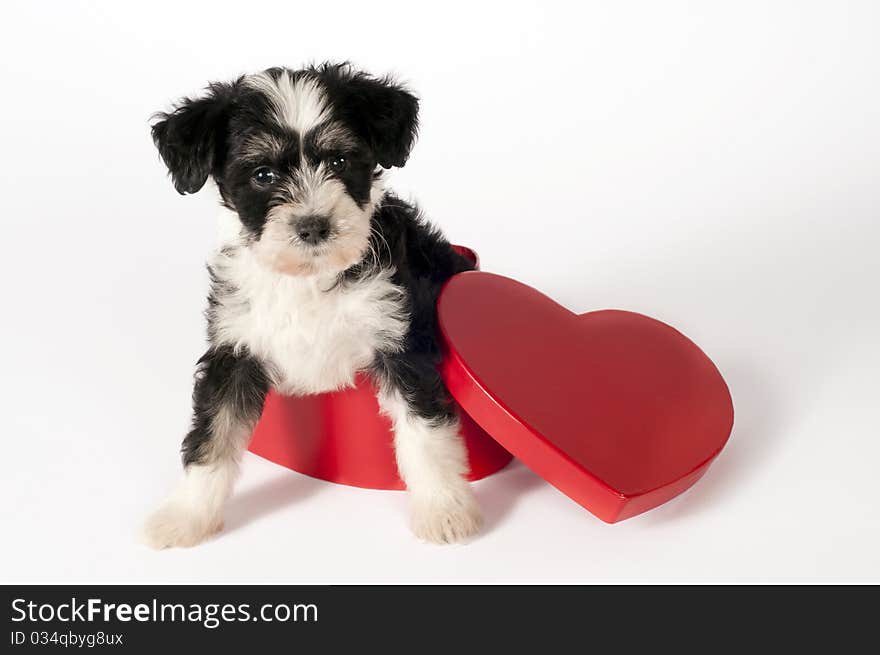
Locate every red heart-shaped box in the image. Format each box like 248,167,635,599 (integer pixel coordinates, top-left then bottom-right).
249,250,734,522
438,272,734,522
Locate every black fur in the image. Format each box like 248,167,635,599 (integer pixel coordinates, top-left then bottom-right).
315,63,419,169
151,81,240,195
182,345,270,466
356,197,475,424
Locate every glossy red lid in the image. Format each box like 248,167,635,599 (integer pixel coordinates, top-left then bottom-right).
438,271,734,522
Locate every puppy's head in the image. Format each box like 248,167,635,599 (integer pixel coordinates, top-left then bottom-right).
152,63,418,276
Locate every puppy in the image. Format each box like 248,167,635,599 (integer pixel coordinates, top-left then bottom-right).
143,63,481,547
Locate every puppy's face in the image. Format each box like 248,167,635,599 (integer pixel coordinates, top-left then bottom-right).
152,64,419,276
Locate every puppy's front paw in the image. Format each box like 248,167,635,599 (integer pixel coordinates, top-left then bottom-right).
410,487,482,544
142,503,222,550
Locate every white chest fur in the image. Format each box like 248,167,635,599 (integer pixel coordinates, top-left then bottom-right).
208,246,409,395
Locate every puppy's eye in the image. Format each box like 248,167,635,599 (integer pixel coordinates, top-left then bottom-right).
251,167,278,186
327,156,347,173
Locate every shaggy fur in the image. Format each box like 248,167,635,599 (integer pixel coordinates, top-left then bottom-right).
144,63,482,547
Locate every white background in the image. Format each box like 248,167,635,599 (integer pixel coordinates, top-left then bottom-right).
1,1,878,584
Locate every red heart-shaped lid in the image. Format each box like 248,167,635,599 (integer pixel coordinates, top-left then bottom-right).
438,272,734,522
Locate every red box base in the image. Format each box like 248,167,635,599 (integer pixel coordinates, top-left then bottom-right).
248,373,514,490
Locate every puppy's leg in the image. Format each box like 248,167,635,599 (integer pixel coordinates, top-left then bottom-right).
376,363,481,544
144,346,269,549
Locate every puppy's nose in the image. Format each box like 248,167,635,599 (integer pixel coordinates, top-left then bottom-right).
295,215,331,246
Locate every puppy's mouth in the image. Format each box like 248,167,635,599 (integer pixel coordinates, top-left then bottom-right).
254,230,367,277
287,233,338,255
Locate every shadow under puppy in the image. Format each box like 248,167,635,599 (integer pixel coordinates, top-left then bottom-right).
144,63,480,547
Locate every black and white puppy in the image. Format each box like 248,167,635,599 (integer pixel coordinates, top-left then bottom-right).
144,63,481,547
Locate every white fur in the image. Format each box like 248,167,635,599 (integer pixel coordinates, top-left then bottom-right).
142,461,237,549
378,388,482,544
143,402,251,549
245,70,330,135
210,230,409,395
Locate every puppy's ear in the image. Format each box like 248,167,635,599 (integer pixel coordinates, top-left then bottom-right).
151,81,237,194
318,63,419,169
